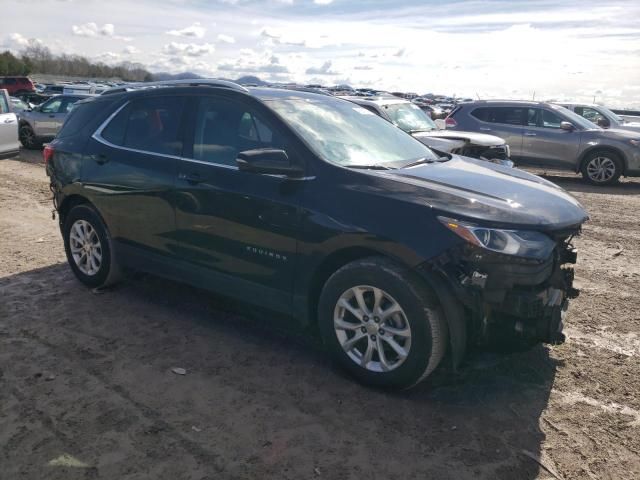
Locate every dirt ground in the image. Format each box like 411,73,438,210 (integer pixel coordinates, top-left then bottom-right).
1,149,639,480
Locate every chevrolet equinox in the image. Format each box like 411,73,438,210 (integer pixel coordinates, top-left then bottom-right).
46,80,588,389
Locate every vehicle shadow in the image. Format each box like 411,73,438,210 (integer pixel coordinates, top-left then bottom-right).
0,264,558,480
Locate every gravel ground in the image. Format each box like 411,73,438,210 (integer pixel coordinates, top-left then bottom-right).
1,150,639,480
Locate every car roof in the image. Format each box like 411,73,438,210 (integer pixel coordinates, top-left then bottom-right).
459,100,554,107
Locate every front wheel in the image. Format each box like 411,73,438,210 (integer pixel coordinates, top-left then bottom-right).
63,204,122,288
19,125,41,149
318,257,448,390
581,151,622,185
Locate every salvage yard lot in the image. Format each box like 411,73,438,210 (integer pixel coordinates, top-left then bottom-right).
1,152,639,479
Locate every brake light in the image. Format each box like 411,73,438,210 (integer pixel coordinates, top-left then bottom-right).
43,145,54,165
445,116,457,128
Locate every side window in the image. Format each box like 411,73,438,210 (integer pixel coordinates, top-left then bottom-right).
41,98,63,114
3,78,16,85
101,96,185,156
60,97,79,113
541,110,563,129
581,107,606,124
0,94,9,114
192,97,283,166
526,108,539,127
472,107,524,125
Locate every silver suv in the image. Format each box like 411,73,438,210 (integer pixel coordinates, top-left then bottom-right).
18,94,93,149
559,103,640,133
447,100,640,185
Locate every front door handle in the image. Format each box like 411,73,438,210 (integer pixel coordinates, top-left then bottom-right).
479,127,492,131
94,154,109,165
49,114,56,118
178,172,204,184
524,132,537,136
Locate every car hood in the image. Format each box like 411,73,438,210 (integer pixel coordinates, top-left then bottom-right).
588,127,640,140
379,156,588,231
615,123,640,132
412,134,466,153
413,130,506,147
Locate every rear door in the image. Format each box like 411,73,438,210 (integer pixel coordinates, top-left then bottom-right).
173,94,302,312
468,106,525,159
84,94,187,257
0,89,19,157
520,108,581,168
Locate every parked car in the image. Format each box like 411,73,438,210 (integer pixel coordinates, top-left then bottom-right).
41,84,65,95
0,89,20,159
0,76,36,95
446,100,640,185
342,95,512,165
559,103,640,133
414,102,445,120
10,96,31,113
18,94,94,149
45,80,588,389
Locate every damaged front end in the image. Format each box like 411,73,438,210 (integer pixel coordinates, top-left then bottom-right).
452,143,514,168
421,218,582,354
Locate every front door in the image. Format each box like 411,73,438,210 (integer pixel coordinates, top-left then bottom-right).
520,108,582,168
174,95,303,312
0,90,19,157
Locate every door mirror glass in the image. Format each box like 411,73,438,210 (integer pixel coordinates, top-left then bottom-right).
597,117,610,128
237,149,303,177
560,121,575,131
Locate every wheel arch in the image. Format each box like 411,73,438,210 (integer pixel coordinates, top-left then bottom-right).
577,145,627,175
58,194,102,228
305,246,397,330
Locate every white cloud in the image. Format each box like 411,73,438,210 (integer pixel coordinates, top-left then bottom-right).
123,46,139,54
71,22,130,41
305,60,338,75
162,42,215,57
166,22,206,39
314,0,334,4
217,34,236,44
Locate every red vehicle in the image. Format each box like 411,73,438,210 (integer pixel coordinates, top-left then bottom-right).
0,76,36,95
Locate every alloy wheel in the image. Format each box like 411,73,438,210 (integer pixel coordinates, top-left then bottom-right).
333,285,411,372
69,219,103,276
586,156,616,183
19,126,35,147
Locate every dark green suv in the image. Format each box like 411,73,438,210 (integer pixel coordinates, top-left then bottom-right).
46,80,588,389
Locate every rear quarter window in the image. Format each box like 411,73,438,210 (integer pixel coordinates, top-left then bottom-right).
471,107,524,125
57,100,111,139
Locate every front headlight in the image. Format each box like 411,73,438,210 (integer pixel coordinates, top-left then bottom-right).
438,216,556,260
630,139,640,148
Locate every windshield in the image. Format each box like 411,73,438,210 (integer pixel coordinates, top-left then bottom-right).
597,105,623,123
383,102,436,132
267,97,439,167
552,105,601,130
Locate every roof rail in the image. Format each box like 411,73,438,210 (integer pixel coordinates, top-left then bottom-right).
101,78,249,96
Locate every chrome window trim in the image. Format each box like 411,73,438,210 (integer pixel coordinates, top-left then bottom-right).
91,98,311,178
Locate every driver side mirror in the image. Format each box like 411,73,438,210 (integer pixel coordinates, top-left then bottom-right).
560,121,575,131
237,149,304,178
597,117,610,128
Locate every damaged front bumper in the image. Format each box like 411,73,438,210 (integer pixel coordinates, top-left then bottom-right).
420,234,580,348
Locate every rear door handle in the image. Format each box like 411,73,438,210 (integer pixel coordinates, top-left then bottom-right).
178,172,204,184
49,114,56,118
479,127,492,131
524,132,537,136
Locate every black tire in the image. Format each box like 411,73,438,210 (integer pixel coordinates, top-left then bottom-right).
580,150,623,185
62,204,122,288
318,257,448,390
19,124,41,150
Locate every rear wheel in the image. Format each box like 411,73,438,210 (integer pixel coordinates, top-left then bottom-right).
318,257,447,390
63,204,122,288
581,151,622,185
19,124,41,149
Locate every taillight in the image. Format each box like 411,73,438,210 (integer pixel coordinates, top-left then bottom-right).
445,116,457,128
43,144,54,165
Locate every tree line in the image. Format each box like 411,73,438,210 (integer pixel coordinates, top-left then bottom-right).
0,42,152,82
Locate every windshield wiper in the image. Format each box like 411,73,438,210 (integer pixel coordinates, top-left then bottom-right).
401,156,448,169
345,164,394,170
407,128,433,134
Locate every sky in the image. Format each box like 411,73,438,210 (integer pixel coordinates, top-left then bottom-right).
3,0,640,107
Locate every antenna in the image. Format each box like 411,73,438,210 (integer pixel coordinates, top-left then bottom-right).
475,92,481,100
532,90,536,101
